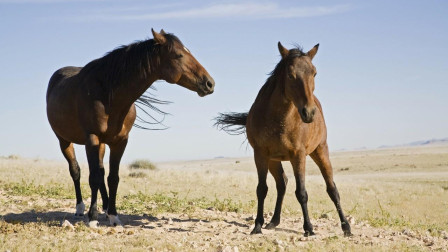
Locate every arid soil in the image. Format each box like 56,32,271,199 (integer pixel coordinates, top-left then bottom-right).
1,146,448,251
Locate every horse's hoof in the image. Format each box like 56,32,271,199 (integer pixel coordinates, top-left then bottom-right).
107,214,122,227
344,231,353,237
265,222,278,230
88,220,99,228
75,202,85,217
250,225,263,235
304,230,315,237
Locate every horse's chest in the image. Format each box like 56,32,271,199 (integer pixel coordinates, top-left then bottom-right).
250,118,322,158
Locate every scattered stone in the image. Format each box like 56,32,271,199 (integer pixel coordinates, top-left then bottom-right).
320,213,331,219
219,246,239,252
402,229,415,238
61,220,75,231
274,239,284,246
423,237,434,246
245,215,255,221
88,221,99,229
107,228,116,235
347,216,356,225
113,225,124,233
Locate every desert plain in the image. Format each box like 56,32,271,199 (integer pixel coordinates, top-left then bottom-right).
1,145,447,251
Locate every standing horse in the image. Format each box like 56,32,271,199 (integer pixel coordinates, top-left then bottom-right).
215,42,351,236
46,29,215,226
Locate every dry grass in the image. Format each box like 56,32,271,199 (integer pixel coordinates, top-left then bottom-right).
0,146,447,251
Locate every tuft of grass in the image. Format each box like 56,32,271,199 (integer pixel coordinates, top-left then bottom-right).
129,160,157,170
128,172,147,178
118,191,253,215
0,180,74,199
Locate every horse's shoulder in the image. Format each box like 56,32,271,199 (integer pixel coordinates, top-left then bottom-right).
313,95,324,114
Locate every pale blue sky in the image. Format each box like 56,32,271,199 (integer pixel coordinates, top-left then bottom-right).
0,0,447,162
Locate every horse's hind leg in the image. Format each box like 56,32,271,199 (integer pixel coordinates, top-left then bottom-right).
265,161,288,229
291,152,314,236
58,137,84,216
251,151,269,234
310,142,352,237
98,143,109,213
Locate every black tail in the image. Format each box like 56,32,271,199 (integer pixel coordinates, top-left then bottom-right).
214,112,248,135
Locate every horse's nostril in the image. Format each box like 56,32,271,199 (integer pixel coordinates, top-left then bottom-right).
206,81,213,90
301,108,308,117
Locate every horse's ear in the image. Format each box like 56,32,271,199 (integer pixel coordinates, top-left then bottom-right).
278,42,289,59
307,44,319,60
152,28,166,44
160,29,166,35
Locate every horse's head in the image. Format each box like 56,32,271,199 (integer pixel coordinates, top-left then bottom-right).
152,29,215,97
278,42,319,123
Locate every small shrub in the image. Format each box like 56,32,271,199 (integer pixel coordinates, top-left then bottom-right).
7,155,20,160
129,160,157,170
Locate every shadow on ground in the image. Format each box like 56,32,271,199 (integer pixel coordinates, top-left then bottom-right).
1,210,153,227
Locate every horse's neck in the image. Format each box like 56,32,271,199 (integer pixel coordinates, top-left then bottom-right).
110,75,158,111
264,79,296,119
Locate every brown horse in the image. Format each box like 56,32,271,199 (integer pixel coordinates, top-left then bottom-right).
215,42,351,237
46,29,215,226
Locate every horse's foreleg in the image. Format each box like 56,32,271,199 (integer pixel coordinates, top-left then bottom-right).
265,161,287,229
310,142,352,237
58,137,84,216
291,152,314,236
251,151,269,234
85,134,102,225
98,143,109,213
106,139,128,226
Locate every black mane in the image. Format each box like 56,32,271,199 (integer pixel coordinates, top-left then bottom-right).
79,34,183,129
81,33,182,90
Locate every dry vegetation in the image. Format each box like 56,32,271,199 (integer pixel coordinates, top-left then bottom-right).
0,146,447,251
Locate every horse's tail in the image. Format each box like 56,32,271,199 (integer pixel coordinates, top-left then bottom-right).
214,112,248,135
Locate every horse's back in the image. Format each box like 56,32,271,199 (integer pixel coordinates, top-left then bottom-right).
46,66,82,101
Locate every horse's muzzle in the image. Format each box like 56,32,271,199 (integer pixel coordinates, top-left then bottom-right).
197,78,215,97
300,106,316,123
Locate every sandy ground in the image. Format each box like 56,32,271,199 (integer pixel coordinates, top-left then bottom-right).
1,146,448,251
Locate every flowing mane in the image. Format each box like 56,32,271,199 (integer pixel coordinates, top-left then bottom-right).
80,34,185,129
81,33,183,90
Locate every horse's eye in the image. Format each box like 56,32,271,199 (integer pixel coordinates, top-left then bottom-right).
288,73,294,79
175,54,183,59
